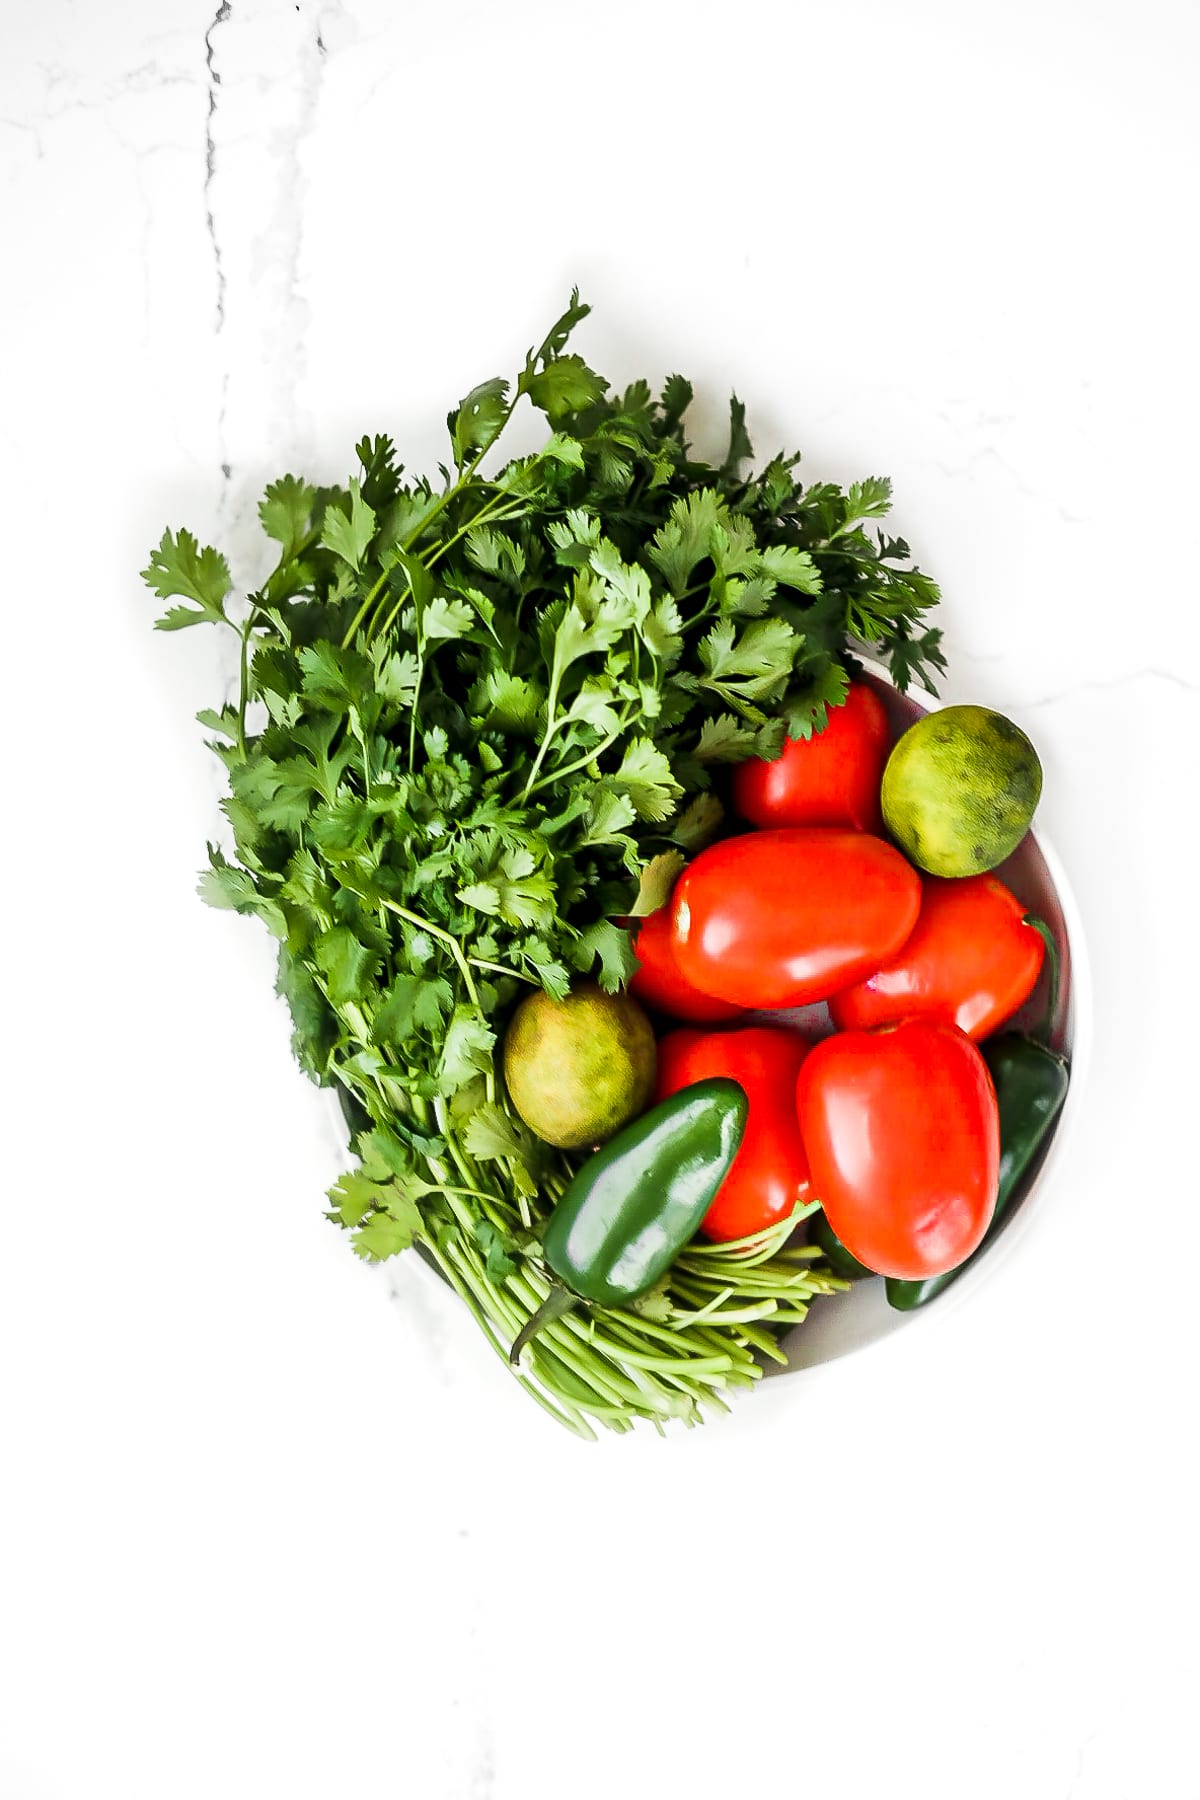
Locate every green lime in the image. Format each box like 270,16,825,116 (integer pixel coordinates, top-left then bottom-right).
502,982,657,1150
881,703,1043,877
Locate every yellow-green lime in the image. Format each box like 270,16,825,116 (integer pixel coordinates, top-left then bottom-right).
503,982,657,1150
881,703,1043,877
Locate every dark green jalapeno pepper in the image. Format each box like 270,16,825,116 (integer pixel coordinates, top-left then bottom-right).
885,914,1070,1312
809,1209,876,1281
509,1077,748,1362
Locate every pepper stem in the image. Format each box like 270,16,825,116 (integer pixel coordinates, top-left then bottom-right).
509,1284,580,1365
1022,914,1061,1044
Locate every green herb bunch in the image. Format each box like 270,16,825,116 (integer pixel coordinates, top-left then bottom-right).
146,293,944,1436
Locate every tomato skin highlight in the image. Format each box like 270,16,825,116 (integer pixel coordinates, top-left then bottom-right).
828,874,1046,1040
628,906,745,1024
670,828,922,1010
795,1019,1000,1279
731,681,891,833
655,1026,814,1242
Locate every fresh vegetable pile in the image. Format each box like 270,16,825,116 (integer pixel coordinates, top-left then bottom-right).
146,294,1068,1437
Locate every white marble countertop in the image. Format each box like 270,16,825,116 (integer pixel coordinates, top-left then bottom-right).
3,2,1199,1795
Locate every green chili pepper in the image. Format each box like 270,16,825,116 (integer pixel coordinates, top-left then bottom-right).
885,914,1070,1312
509,1078,748,1362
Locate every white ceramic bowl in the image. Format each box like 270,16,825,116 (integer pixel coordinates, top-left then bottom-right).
324,658,1091,1384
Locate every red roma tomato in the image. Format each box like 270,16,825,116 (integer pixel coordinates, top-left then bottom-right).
655,1026,814,1241
730,682,890,833
828,874,1045,1040
670,828,921,1010
796,1019,1000,1279
628,907,745,1024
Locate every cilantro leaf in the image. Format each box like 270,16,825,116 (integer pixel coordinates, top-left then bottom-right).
449,377,510,469
420,595,475,646
699,616,799,702
436,1007,496,1095
844,476,893,525
608,738,683,823
524,355,608,423
352,1201,422,1262
693,713,760,763
275,945,336,1081
642,595,684,665
197,845,261,913
373,974,453,1043
480,669,544,735
648,490,727,597
722,394,754,473
471,1218,519,1281
672,792,725,851
522,287,592,372
259,475,316,560
320,480,377,572
314,927,379,1006
328,1169,383,1228
580,788,638,848
630,851,685,917
660,373,693,431
144,529,231,630
298,643,370,710
540,432,586,471
372,646,421,708
462,1103,530,1164
569,918,636,993
886,624,947,693
779,661,852,739
757,545,822,595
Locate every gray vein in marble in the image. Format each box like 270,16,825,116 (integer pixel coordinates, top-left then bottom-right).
6,57,196,138
269,9,333,448
1023,667,1200,710
204,0,232,487
927,440,1091,527
204,1,231,335
0,115,45,159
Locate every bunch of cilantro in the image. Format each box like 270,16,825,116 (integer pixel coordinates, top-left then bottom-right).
146,294,945,1437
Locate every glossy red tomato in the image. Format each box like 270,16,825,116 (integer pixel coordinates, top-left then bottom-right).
655,1025,814,1241
628,907,745,1024
796,1019,1000,1279
731,681,890,833
670,828,922,1010
828,874,1045,1039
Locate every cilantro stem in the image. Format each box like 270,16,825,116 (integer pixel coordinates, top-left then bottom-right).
516,718,563,802
430,1181,500,1205
406,660,424,773
523,711,635,799
339,563,394,650
236,614,254,756
377,905,529,988
516,656,571,802
403,389,521,555
424,495,527,575
418,1235,596,1439
471,956,535,984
